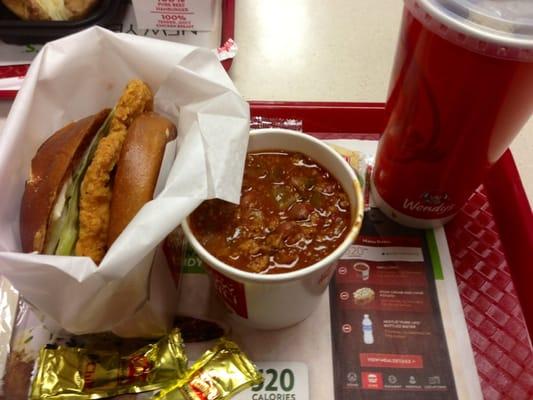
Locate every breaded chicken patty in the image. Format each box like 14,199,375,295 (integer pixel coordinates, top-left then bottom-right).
76,80,153,263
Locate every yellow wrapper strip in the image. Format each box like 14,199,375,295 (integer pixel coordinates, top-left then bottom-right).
30,328,187,399
154,338,262,400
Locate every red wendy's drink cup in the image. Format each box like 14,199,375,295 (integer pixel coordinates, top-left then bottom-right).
372,0,533,228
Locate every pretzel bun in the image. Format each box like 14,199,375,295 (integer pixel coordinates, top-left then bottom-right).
107,112,177,246
19,109,110,253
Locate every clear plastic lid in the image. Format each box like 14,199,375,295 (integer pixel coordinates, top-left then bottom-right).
405,0,533,61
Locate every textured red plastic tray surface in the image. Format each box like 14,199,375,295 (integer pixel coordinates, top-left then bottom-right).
0,0,235,99
250,101,533,400
447,187,533,400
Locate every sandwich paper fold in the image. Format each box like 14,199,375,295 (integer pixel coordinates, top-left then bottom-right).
0,27,250,336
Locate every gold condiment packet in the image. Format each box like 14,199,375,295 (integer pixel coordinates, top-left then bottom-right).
154,338,262,400
30,328,187,399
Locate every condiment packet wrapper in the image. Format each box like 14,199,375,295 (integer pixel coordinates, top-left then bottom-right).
214,39,238,61
0,27,249,336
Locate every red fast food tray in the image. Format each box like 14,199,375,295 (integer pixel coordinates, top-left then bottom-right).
0,0,235,100
0,64,28,100
250,101,533,400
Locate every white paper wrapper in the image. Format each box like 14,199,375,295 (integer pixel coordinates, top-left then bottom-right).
0,27,250,337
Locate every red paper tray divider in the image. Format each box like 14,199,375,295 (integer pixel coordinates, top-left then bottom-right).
250,100,533,400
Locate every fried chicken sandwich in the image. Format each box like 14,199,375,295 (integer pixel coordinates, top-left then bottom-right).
20,79,177,264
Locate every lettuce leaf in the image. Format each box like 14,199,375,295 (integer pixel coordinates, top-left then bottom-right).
45,110,114,256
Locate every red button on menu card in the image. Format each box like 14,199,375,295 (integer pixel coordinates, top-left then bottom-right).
361,372,383,389
360,353,424,368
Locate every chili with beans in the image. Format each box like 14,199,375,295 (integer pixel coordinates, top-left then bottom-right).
189,151,352,274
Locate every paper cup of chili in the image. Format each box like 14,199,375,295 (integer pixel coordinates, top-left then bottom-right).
182,128,364,329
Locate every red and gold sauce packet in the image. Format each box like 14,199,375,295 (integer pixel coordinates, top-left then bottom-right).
154,338,262,400
30,328,187,399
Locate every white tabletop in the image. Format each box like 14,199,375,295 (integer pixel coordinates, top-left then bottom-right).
229,0,533,207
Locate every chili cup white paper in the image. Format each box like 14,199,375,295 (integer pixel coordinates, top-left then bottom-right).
0,27,249,337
